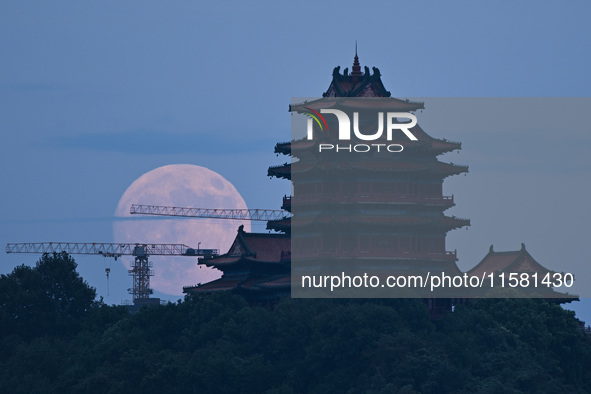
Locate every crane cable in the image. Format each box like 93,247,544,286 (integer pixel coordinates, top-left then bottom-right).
105,261,111,297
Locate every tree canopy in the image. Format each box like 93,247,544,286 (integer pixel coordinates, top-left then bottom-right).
0,252,98,338
1,254,590,393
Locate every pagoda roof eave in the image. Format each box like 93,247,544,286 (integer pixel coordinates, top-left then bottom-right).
289,160,468,177
268,163,292,179
290,96,424,113
183,275,248,293
274,141,292,155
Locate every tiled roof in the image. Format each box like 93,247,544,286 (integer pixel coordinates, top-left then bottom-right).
468,244,554,277
237,232,290,262
202,226,290,269
256,275,291,288
185,274,291,294
187,276,247,292
289,214,469,231
320,53,394,98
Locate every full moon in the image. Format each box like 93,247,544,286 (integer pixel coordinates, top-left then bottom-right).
113,164,251,296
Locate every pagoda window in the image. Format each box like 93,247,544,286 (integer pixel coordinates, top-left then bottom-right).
294,237,304,252
399,236,411,251
399,182,412,195
412,236,421,252
435,183,443,195
341,182,355,198
420,236,445,252
358,182,368,195
324,182,339,197
374,236,390,251
435,237,445,251
297,237,318,253
298,183,318,196
418,183,442,197
421,237,433,252
340,235,353,252
293,238,300,251
417,183,427,196
388,236,399,252
421,237,430,252
373,182,391,196
323,235,338,253
359,236,371,253
311,237,320,252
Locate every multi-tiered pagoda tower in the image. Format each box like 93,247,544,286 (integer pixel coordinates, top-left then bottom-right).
271,53,469,306
185,53,576,314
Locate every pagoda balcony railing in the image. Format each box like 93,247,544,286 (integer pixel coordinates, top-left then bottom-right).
274,142,292,154
292,194,454,206
267,163,291,176
295,250,458,260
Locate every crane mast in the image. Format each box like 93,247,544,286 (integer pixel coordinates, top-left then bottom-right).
6,242,218,303
130,204,290,221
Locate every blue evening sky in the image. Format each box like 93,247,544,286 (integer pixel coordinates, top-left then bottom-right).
1,2,590,319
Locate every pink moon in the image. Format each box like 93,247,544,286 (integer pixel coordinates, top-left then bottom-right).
113,164,251,296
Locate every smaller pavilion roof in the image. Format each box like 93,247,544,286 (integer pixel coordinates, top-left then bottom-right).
468,243,555,277
200,225,290,269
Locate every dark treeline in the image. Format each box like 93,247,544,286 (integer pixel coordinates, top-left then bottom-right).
1,253,590,393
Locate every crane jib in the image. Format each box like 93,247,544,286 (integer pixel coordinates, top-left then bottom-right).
129,204,291,221
5,242,219,257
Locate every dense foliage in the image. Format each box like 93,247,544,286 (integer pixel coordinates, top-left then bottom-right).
1,254,590,393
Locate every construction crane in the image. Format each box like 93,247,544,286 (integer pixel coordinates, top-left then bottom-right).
5,242,218,304
130,204,291,221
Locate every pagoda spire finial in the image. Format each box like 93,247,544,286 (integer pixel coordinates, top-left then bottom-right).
351,41,362,77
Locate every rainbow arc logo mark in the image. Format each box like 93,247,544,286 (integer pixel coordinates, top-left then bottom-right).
304,107,329,133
